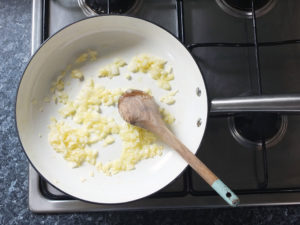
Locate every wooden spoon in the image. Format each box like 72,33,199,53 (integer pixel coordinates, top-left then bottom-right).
118,90,240,207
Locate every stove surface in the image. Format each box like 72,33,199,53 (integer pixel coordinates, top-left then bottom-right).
29,0,300,212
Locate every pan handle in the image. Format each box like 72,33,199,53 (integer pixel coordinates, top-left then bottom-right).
210,94,300,115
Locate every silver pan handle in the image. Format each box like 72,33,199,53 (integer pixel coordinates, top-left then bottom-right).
210,95,300,115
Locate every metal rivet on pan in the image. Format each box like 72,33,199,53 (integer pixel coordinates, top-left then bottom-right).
196,87,201,97
197,118,202,127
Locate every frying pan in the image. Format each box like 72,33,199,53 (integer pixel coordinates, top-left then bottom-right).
16,16,230,204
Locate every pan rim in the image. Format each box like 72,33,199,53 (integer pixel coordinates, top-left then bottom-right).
15,15,209,205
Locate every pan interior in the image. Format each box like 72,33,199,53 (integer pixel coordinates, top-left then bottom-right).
16,16,208,204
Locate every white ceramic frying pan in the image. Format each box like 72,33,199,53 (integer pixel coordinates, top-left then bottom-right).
16,16,229,204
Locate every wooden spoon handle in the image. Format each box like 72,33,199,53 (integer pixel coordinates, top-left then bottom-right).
160,126,240,207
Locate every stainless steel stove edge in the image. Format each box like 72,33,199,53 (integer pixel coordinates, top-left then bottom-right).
29,166,300,213
31,0,42,56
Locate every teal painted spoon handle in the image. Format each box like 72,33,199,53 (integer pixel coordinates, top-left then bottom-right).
158,126,240,207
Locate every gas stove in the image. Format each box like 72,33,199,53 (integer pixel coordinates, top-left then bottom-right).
29,0,300,212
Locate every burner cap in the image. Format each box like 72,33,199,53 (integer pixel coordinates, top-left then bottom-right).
216,0,277,18
79,0,142,16
228,113,288,150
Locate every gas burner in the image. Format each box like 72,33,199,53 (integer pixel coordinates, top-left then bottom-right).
78,0,142,16
228,113,288,150
215,0,277,18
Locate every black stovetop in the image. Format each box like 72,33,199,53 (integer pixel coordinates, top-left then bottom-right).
30,0,300,212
